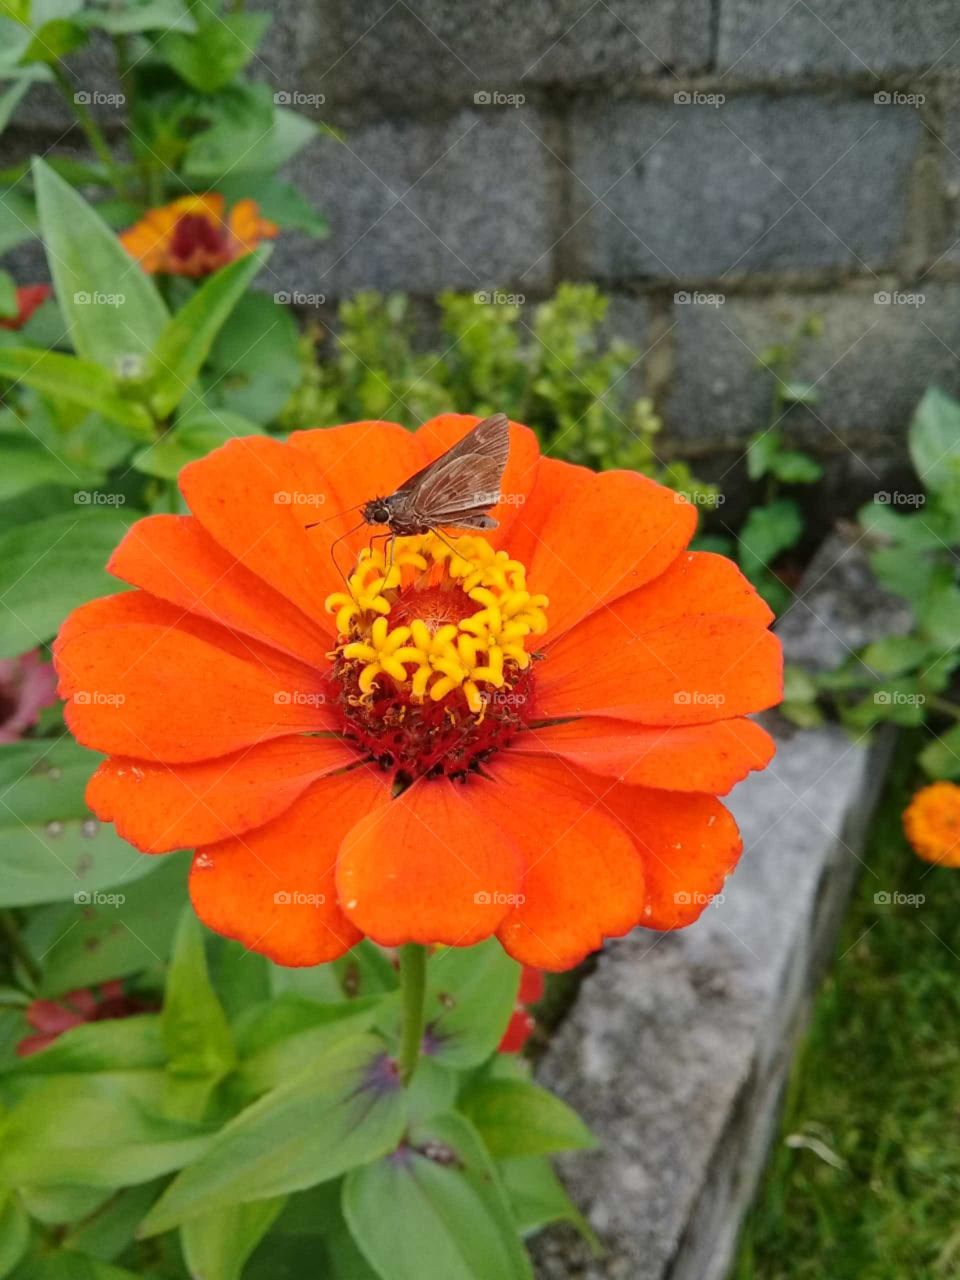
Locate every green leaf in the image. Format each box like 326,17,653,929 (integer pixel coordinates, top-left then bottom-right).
10,1253,144,1279
0,1191,30,1278
0,1075,211,1189
745,430,781,481
4,1014,165,1077
60,1181,162,1262
147,248,270,418
909,386,960,496
0,269,15,317
0,185,37,255
19,16,87,62
498,1156,599,1247
343,1111,533,1280
74,0,196,34
232,996,379,1101
0,434,100,500
919,724,960,780
781,379,818,406
769,449,822,484
0,507,132,657
181,1198,286,1280
33,158,168,367
917,582,960,648
139,1035,406,1235
0,738,165,907
861,634,935,677
458,1079,595,1158
162,910,236,1119
738,499,803,579
204,291,300,423
133,410,263,479
24,854,188,995
0,347,153,434
421,941,520,1070
155,12,269,92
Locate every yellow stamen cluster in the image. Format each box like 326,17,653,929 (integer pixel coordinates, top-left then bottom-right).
324,534,548,714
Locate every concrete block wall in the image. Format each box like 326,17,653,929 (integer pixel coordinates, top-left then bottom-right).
4,0,960,514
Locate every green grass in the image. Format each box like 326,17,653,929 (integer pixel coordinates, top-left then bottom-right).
735,734,960,1280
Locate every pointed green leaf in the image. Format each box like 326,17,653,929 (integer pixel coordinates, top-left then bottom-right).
421,941,521,1069
343,1111,533,1280
0,1076,211,1188
181,1198,286,1280
147,249,270,418
458,1079,595,1158
162,909,235,1119
0,1190,30,1278
498,1156,599,1248
0,347,153,434
32,158,168,366
909,386,960,496
139,1035,406,1235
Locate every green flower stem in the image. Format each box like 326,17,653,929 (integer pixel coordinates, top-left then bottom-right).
51,64,132,201
397,943,428,1086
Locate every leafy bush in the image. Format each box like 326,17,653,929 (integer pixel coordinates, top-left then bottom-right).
783,386,960,772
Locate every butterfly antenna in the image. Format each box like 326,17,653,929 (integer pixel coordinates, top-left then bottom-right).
327,518,368,584
304,500,369,531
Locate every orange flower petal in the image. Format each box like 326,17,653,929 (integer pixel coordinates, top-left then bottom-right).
87,736,357,854
288,419,425,565
179,435,353,633
469,754,645,970
537,615,783,725
606,550,775,631
412,414,541,544
507,458,697,637
55,594,335,762
336,777,524,947
190,771,385,967
511,716,776,794
108,514,331,667
585,778,743,929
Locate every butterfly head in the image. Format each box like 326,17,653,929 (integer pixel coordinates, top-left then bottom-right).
362,498,392,526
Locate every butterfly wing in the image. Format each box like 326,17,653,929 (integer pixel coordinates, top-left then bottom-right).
403,414,510,526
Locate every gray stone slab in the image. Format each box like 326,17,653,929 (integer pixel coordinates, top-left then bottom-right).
268,107,559,298
717,0,960,76
531,531,899,1280
662,283,960,454
566,94,922,280
291,0,710,114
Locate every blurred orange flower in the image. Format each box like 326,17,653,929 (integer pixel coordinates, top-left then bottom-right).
903,781,960,866
53,416,782,971
119,193,277,276
499,967,545,1052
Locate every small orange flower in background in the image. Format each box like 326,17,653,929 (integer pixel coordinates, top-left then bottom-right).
52,416,782,971
0,283,51,330
120,193,277,277
903,781,960,866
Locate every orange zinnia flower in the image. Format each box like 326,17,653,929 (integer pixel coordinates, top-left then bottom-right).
903,781,960,866
53,416,782,971
119,193,277,277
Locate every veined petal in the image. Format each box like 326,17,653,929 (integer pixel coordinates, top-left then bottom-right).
87,736,358,854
